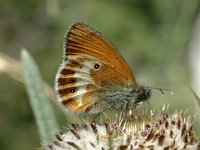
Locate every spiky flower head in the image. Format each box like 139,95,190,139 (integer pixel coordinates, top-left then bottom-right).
47,111,200,150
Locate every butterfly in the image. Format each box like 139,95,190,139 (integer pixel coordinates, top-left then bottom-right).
55,22,152,114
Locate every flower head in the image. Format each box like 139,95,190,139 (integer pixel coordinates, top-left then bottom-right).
47,111,200,150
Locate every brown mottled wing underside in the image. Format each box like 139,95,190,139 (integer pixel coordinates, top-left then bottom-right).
55,23,137,112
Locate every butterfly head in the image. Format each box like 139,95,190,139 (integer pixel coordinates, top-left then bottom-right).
133,86,152,104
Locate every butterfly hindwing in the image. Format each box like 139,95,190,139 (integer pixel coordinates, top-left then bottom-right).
56,55,131,111
56,56,99,111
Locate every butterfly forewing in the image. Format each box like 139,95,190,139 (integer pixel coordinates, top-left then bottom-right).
66,23,136,82
55,23,137,112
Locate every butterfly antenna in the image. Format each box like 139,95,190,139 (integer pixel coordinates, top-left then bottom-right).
150,87,174,95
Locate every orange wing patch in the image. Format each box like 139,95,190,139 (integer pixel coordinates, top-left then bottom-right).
65,23,137,85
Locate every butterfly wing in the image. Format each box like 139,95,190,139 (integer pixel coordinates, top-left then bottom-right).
55,23,137,112
65,23,136,82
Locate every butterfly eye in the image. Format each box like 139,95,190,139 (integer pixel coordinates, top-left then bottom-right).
94,63,100,69
70,89,75,93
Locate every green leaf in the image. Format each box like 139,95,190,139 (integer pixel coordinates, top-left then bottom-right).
21,49,59,146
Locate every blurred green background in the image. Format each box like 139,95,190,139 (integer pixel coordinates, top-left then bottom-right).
0,0,200,149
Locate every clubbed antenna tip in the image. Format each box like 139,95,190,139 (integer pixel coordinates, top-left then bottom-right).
150,87,174,95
